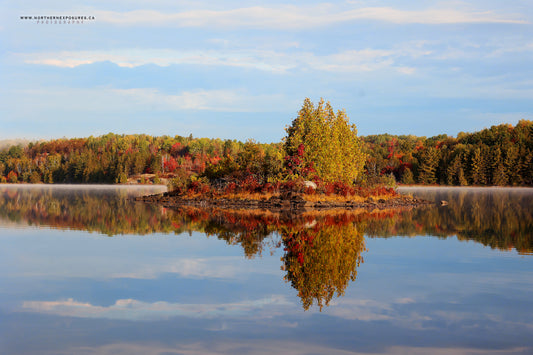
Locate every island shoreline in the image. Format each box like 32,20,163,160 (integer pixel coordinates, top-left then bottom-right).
135,191,433,213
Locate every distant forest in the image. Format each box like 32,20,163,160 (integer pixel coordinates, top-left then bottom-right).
0,120,532,186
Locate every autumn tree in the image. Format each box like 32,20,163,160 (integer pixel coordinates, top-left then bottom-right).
282,222,366,310
284,98,366,184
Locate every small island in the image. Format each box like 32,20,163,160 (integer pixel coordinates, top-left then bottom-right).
135,181,430,212
136,99,430,211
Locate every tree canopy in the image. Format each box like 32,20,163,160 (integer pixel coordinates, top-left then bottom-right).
284,98,366,184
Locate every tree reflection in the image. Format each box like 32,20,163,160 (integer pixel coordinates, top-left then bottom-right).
1,186,532,309
281,217,366,310
167,208,370,310
0,186,174,235
370,188,533,255
3,186,530,256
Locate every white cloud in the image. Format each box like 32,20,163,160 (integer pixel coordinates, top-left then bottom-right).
21,295,293,320
396,66,416,75
91,6,528,29
5,249,278,280
326,298,431,326
17,47,419,74
310,49,394,72
110,256,252,279
2,86,289,114
20,49,294,72
111,87,289,112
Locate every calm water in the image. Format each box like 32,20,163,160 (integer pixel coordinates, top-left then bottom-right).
1,184,532,355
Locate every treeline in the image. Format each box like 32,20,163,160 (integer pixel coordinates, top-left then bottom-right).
0,133,281,185
363,119,533,186
1,120,532,187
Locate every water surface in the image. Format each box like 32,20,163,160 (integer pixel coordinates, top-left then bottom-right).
1,185,532,355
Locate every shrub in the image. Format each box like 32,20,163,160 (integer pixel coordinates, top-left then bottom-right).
7,171,18,183
167,170,191,193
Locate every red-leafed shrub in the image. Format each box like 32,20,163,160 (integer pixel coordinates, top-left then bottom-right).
225,182,237,194
7,171,18,183
188,180,211,194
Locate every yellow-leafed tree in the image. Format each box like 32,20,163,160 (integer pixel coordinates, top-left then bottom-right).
284,98,366,184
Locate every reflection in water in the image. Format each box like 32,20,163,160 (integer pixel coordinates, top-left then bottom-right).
1,185,532,309
0,185,170,235
2,185,531,253
168,207,372,310
281,220,365,310
396,187,533,255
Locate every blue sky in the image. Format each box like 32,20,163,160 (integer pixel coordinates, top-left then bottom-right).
1,1,533,142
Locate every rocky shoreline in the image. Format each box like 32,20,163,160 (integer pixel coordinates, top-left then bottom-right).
135,191,432,212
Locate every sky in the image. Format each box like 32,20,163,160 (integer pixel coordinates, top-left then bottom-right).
1,1,533,143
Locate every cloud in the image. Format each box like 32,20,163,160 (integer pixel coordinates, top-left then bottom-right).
326,298,431,326
20,49,294,72
109,256,260,279
91,6,528,29
17,47,417,74
21,295,293,320
111,87,290,112
2,86,289,113
6,250,277,280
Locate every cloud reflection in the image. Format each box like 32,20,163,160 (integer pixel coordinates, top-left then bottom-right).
110,257,263,280
21,295,292,321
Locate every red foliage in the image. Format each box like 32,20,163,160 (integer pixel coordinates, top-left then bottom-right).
170,142,182,156
209,156,221,165
297,143,305,157
304,186,316,195
241,174,261,192
188,180,211,194
7,170,18,183
224,182,237,194
323,181,356,197
387,138,397,159
163,156,179,172
172,222,181,229
284,144,315,178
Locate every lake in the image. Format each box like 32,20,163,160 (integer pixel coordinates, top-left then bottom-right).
1,184,532,355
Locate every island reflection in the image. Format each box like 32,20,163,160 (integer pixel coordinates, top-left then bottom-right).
1,185,532,309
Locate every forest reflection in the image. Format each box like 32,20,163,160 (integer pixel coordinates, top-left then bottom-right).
0,186,173,235
1,186,532,309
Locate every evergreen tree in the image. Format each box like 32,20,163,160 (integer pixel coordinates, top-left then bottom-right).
470,146,485,185
504,145,520,185
401,167,415,184
417,146,440,184
491,147,508,186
